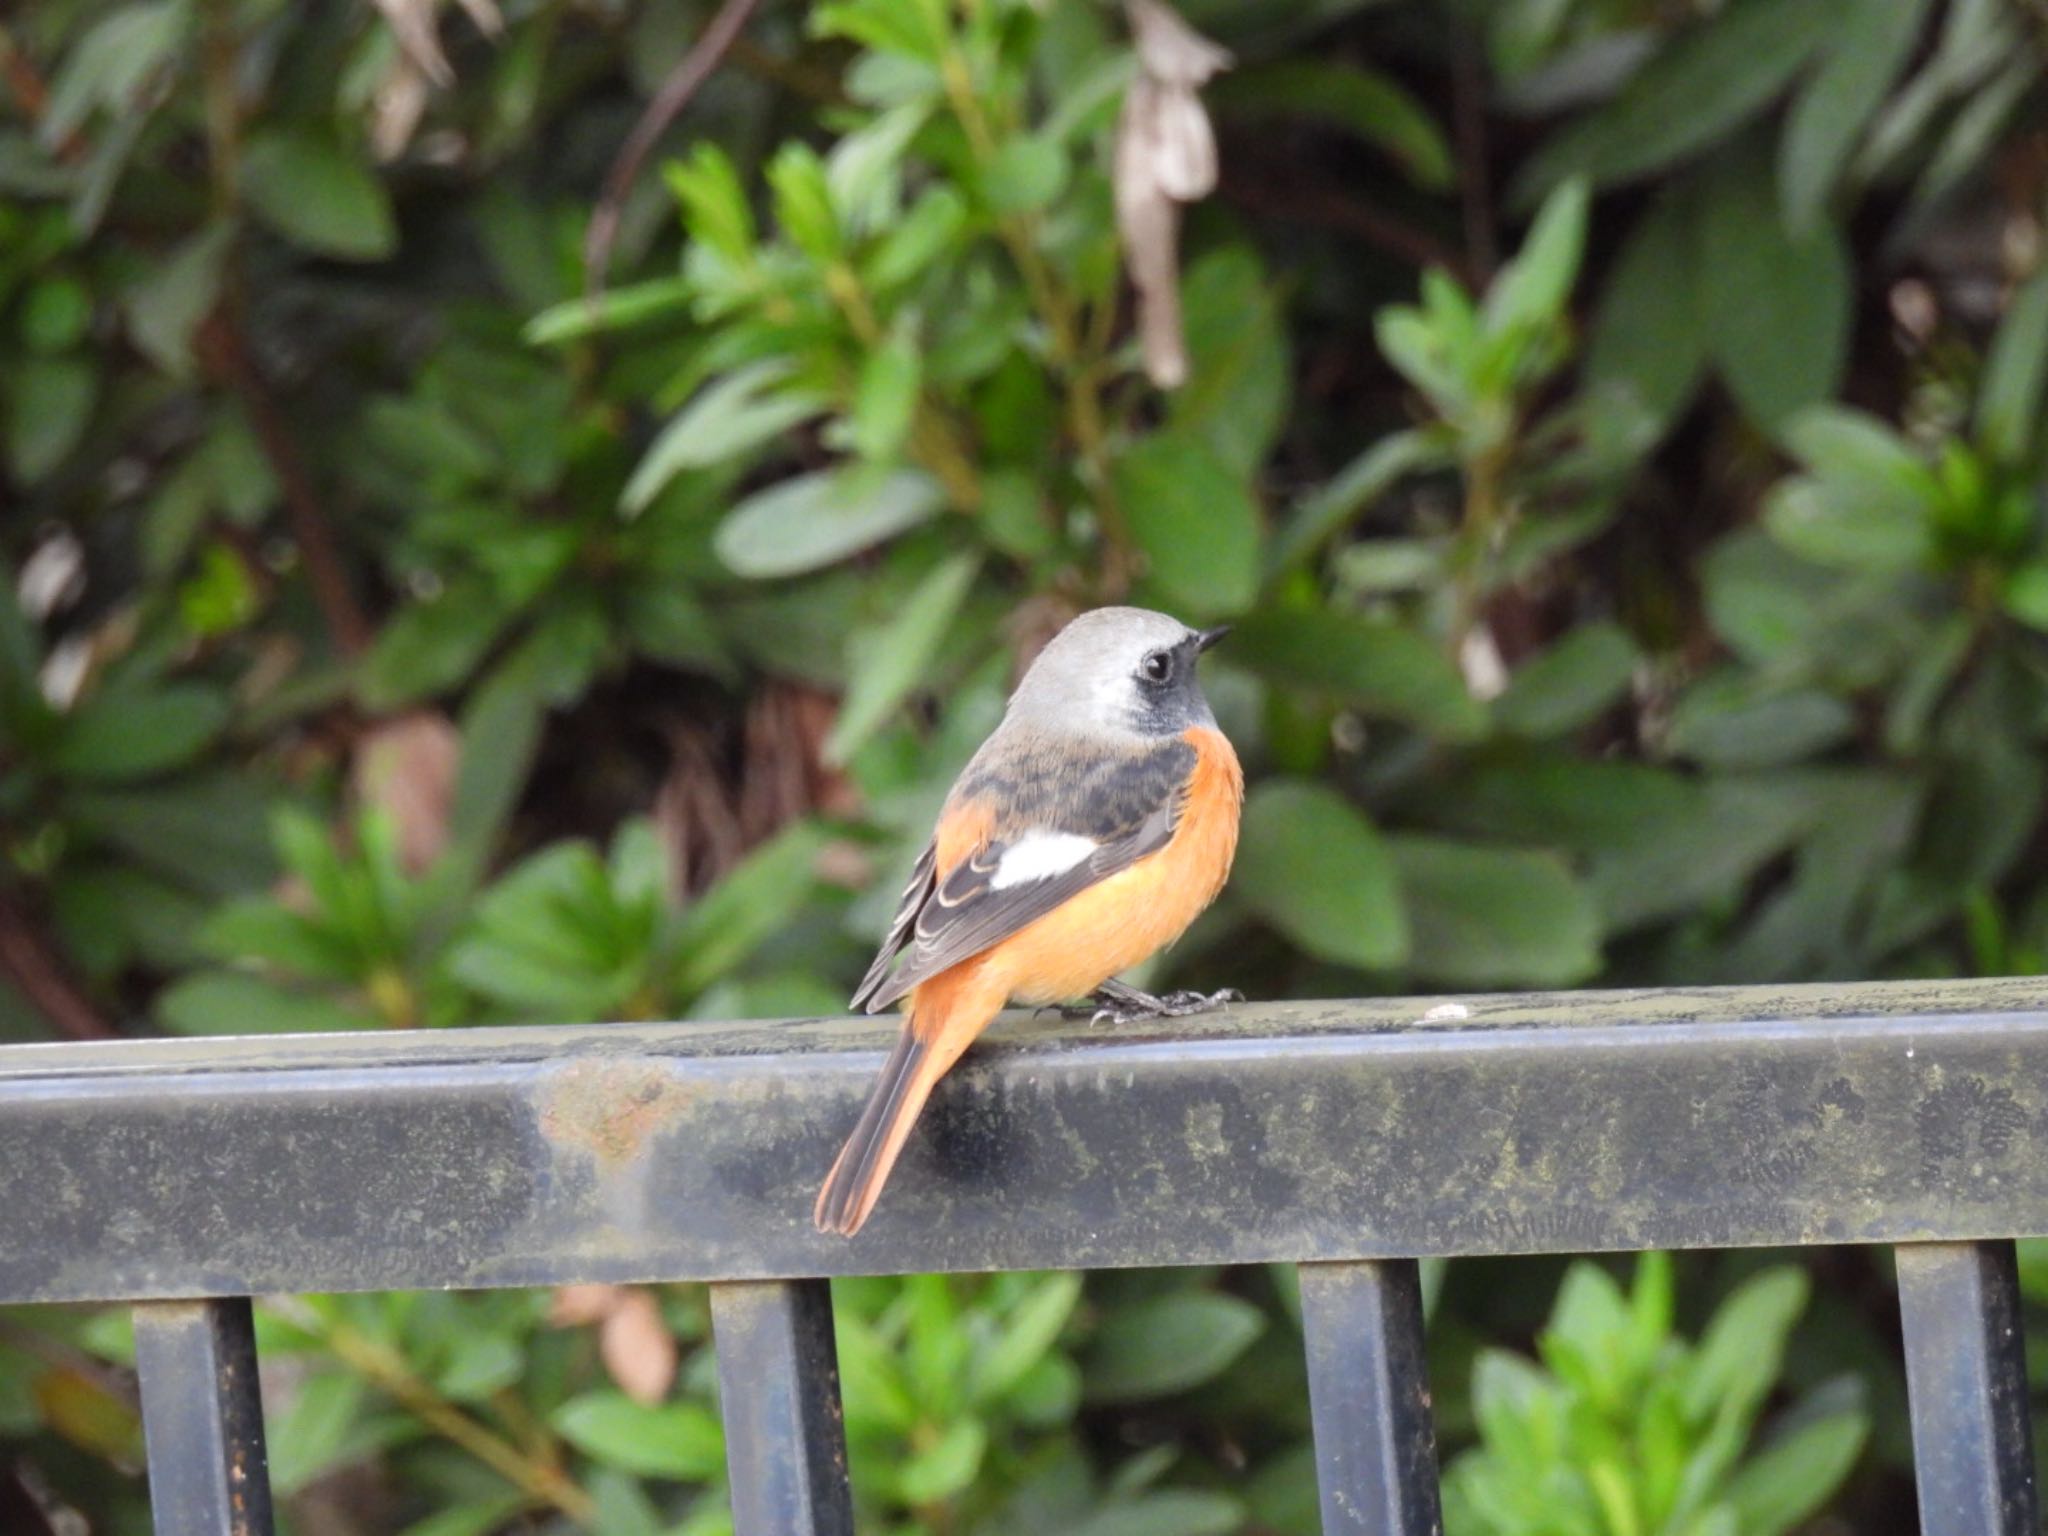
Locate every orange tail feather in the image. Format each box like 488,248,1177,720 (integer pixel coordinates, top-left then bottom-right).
815,975,998,1235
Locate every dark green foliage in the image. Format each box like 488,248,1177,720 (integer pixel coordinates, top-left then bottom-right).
3,0,2047,1528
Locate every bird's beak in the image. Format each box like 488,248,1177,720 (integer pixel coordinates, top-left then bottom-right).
1194,625,1231,653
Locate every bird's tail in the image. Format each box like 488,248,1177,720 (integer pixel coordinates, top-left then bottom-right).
814,978,992,1236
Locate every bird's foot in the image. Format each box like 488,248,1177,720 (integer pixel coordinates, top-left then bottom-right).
1070,979,1243,1025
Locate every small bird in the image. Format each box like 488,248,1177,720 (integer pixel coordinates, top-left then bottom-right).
815,606,1243,1236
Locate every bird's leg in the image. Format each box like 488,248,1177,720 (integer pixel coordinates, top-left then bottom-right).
1069,977,1243,1024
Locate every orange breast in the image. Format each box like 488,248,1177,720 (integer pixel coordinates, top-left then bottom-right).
975,726,1243,1006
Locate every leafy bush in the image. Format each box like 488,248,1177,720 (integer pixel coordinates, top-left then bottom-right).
1445,1256,1867,1536
3,0,2046,1528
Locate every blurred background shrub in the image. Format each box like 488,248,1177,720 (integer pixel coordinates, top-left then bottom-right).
2,0,2046,1529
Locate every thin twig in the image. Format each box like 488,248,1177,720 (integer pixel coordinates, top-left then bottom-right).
584,0,767,295
1449,21,1496,279
0,893,117,1040
0,24,50,118
1217,163,1475,283
265,1297,595,1526
195,311,373,656
0,22,83,162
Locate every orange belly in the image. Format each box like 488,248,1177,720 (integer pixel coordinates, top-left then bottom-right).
924,725,1243,1011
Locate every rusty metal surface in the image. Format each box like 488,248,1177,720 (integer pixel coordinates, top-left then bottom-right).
4,977,2048,1301
132,1298,274,1536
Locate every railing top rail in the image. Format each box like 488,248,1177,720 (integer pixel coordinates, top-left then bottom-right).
4,976,2047,1303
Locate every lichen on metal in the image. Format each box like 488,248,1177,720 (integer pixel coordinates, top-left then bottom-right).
2,976,2048,1302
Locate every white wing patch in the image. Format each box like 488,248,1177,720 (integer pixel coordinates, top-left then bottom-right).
989,831,1099,890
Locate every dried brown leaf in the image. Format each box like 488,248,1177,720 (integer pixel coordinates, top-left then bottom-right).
600,1288,679,1406
352,710,459,872
1115,0,1230,389
548,1283,622,1328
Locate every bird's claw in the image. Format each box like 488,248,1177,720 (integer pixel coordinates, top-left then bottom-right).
1073,985,1242,1025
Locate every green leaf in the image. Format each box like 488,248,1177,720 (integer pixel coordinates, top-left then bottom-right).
1780,405,1936,512
1267,430,1448,579
524,277,694,346
2003,563,2048,630
666,142,755,262
435,1331,524,1401
20,278,92,353
267,1371,367,1495
424,650,549,922
201,899,360,982
448,841,637,1016
1483,177,1589,340
1541,1260,1630,1372
826,552,979,765
1724,1410,1868,1536
1589,775,1823,934
623,579,731,674
66,772,279,897
155,969,372,1035
1213,61,1451,189
1387,837,1600,987
669,821,826,997
1115,434,1262,614
1083,1293,1265,1403
1232,609,1486,739
979,468,1056,560
1070,1491,1248,1536
551,1392,725,1481
124,224,229,376
1587,187,1706,434
982,135,1068,215
1005,1352,1083,1428
832,1304,917,1436
1171,249,1290,477
358,577,511,710
827,101,928,234
1233,780,1409,970
1976,261,2048,465
1700,147,1851,430
399,1498,529,1536
242,131,398,261
1763,479,1931,575
49,683,228,781
971,1271,1084,1406
814,0,946,64
1681,1268,1807,1424
1779,0,1929,233
1513,0,1836,203
851,328,922,462
1767,402,1941,569
623,363,823,512
1493,622,1638,737
41,0,190,144
867,185,968,290
896,1416,988,1504
7,354,96,482
768,142,841,261
1666,672,1854,769
715,468,947,578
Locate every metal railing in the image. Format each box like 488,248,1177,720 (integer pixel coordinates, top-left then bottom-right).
4,975,2047,1535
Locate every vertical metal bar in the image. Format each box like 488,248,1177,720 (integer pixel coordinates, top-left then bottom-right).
1297,1259,1443,1536
1896,1241,2038,1536
132,1297,274,1536
710,1278,854,1536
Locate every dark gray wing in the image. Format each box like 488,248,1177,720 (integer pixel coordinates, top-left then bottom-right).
853,736,1196,1014
849,841,936,1012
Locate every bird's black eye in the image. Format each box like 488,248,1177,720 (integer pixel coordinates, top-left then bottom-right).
1141,650,1172,683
